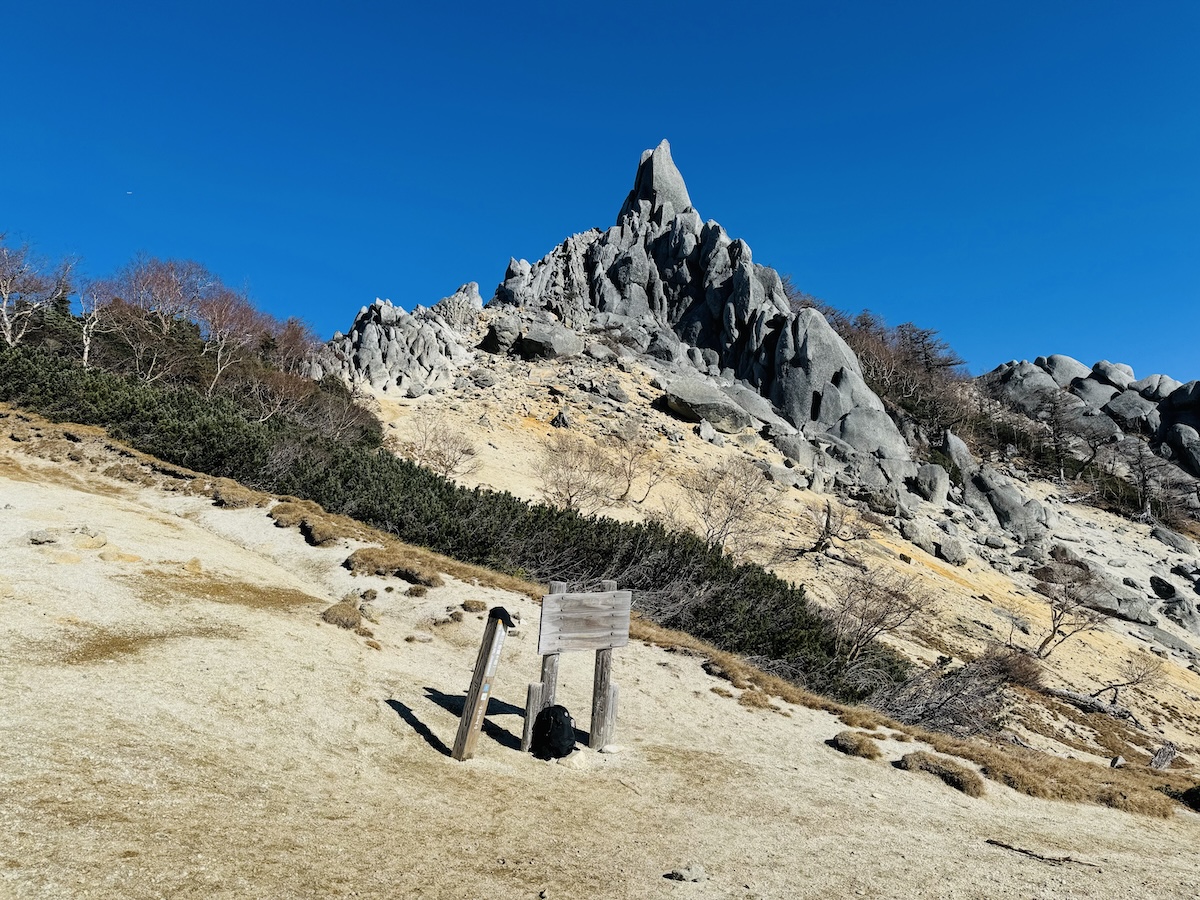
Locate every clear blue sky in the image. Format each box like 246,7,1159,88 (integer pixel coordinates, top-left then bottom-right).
4,1,1197,382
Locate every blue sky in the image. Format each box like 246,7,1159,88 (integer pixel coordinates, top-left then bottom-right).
4,1,1197,381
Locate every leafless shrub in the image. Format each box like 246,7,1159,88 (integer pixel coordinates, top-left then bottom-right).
790,499,868,558
868,649,1028,735
827,730,882,760
678,456,774,556
603,420,664,503
535,432,622,515
825,570,937,663
897,751,986,797
1032,575,1107,658
1091,652,1166,705
396,408,480,478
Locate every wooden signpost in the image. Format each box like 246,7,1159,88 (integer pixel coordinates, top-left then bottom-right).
521,580,631,753
451,608,512,762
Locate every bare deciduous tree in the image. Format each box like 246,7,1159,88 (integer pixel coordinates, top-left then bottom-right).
1032,576,1107,659
99,256,219,382
0,235,73,348
535,432,622,515
678,456,774,556
603,420,664,504
826,570,937,663
396,408,480,479
262,316,319,376
197,286,267,395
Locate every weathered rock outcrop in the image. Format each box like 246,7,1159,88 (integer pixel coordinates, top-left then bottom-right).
980,354,1200,492
487,140,915,494
315,284,482,396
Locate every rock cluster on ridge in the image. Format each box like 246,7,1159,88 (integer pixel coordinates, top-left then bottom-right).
314,283,483,396
979,354,1200,495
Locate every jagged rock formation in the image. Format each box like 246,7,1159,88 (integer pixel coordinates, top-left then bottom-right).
490,140,915,492
314,284,483,396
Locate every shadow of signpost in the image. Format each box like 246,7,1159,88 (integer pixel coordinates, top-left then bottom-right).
423,687,523,751
385,689,527,755
384,699,451,757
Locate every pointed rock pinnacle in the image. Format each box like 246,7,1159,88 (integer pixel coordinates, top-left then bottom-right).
617,139,694,224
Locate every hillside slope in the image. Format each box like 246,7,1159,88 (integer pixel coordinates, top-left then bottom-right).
3,410,1199,899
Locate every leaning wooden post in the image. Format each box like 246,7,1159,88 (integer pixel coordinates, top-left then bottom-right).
590,580,619,750
452,607,512,762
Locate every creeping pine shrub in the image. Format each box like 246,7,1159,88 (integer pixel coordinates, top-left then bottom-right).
827,730,882,760
897,751,986,797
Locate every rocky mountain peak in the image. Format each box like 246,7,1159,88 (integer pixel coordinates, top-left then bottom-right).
616,139,694,225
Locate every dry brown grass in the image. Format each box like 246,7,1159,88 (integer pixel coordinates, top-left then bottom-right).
828,730,882,760
839,708,890,730
209,478,263,509
365,639,382,651
627,617,1199,818
738,688,776,710
462,599,488,613
897,751,986,797
268,500,370,547
911,727,1197,817
61,626,229,664
321,602,362,629
127,573,324,611
406,585,428,598
344,547,444,587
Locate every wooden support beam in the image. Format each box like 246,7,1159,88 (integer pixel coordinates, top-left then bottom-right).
520,682,544,753
590,648,617,750
589,579,619,751
539,581,567,710
451,611,508,761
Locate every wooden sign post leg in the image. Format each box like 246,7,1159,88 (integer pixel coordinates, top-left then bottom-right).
452,612,507,761
589,580,619,750
539,581,567,709
522,581,566,753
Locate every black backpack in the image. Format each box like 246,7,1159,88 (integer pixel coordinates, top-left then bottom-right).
531,704,576,759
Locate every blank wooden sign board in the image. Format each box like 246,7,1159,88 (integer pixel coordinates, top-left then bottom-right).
521,580,631,753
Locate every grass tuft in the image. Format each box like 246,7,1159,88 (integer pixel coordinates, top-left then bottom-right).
897,751,986,797
321,601,362,629
828,730,883,760
344,547,444,586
